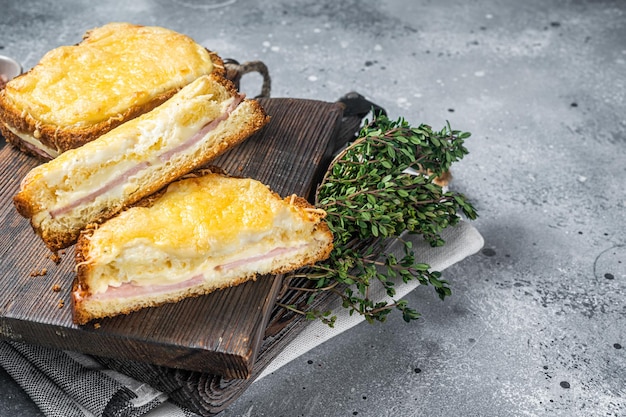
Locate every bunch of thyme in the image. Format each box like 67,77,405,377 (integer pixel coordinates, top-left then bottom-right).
283,114,477,325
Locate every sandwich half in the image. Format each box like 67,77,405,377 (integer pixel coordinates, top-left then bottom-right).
13,74,269,252
71,168,334,325
0,22,223,159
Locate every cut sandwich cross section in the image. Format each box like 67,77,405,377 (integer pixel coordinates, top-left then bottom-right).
13,74,269,252
71,169,334,325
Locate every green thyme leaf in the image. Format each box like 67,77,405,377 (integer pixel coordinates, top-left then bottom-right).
285,113,477,325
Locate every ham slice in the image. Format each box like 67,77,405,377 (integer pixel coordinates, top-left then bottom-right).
48,94,244,219
214,245,304,271
85,244,306,302
14,136,55,160
49,162,151,218
85,274,205,302
158,93,244,162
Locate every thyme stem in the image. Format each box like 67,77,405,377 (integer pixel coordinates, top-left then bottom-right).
284,114,477,325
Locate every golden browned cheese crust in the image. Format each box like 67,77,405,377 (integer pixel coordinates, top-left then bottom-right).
0,23,224,160
71,168,333,324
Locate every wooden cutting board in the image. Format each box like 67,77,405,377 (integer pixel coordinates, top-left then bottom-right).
0,98,344,379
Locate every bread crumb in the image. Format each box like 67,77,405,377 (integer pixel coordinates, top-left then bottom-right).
94,323,101,329
30,268,48,277
51,284,62,292
48,252,62,264
58,299,65,308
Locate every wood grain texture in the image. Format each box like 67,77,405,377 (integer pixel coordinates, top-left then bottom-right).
95,271,342,416
0,98,344,379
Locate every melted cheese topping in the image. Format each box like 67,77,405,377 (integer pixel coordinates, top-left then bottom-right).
85,174,315,293
21,75,228,213
3,23,215,127
90,174,286,259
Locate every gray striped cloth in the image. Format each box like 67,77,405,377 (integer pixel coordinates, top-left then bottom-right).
0,341,198,417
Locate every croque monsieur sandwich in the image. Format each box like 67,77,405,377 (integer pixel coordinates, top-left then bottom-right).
13,74,269,252
72,168,333,325
0,22,223,159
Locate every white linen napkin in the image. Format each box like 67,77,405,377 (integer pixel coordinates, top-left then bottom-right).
0,220,483,417
257,219,484,379
0,341,192,417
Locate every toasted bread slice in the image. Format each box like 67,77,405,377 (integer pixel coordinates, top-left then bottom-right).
71,168,333,325
0,22,224,159
13,74,269,252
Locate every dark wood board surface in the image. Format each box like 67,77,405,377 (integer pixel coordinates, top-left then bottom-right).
96,267,348,416
0,98,344,379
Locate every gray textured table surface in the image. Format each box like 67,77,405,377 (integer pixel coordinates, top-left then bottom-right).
1,1,625,416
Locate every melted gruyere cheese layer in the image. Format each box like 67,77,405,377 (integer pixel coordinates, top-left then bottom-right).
84,174,317,293
91,175,285,257
4,22,215,127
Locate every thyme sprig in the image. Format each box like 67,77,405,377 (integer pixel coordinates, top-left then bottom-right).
285,114,477,325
